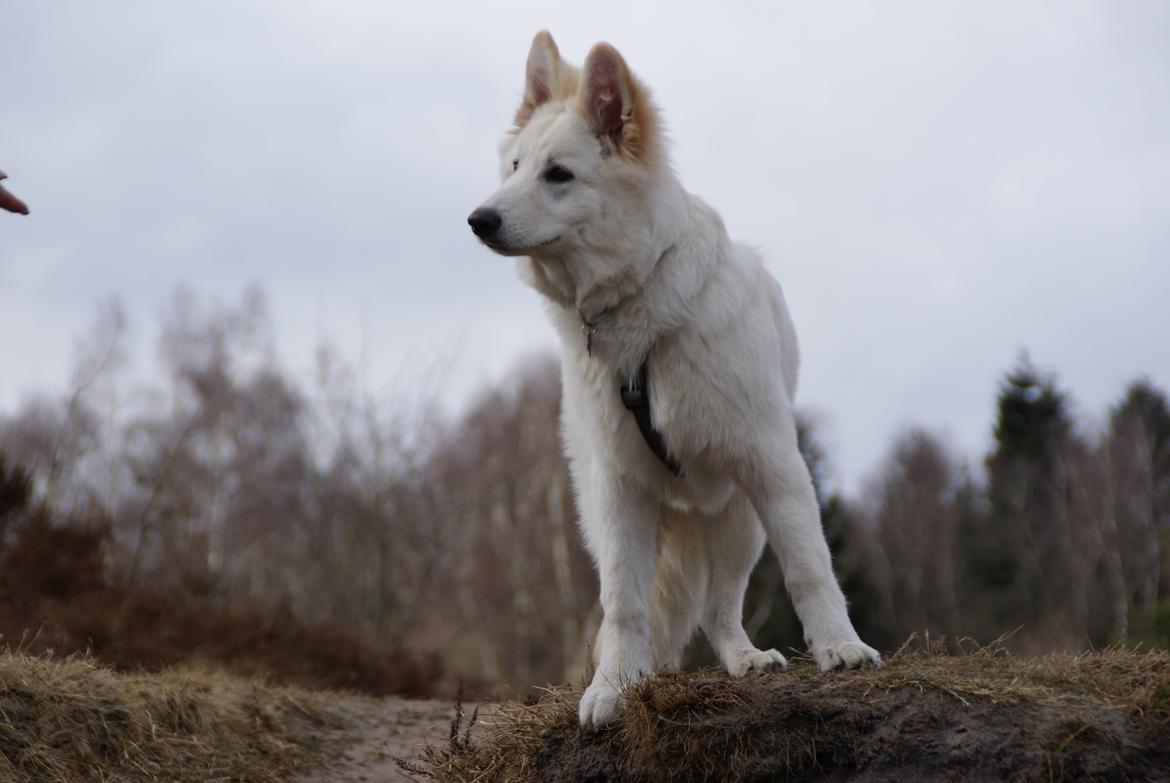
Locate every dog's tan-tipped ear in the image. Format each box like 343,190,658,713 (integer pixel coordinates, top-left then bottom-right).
576,42,658,163
515,31,563,128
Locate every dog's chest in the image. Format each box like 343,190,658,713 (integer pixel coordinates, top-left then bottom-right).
661,463,737,516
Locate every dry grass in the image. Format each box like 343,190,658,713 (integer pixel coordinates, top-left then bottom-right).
417,640,1170,782
0,652,347,783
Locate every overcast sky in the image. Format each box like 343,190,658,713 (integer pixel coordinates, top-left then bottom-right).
3,2,1168,494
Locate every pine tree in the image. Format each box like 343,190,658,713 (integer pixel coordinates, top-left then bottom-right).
963,354,1077,646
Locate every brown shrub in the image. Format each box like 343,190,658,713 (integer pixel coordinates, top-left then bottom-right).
0,508,440,697
0,456,31,523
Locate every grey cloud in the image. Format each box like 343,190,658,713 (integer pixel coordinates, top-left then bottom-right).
2,2,1168,492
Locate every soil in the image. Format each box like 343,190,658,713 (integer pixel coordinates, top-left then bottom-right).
296,697,489,783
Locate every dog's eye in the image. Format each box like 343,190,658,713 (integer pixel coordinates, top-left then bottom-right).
544,165,574,184
512,159,519,172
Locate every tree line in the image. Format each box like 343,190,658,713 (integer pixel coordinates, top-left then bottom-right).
743,361,1170,665
1,288,1166,693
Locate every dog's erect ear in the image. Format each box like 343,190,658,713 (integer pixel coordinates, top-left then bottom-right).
515,31,565,129
576,42,659,164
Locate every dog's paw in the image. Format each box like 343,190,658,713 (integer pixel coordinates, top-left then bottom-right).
579,678,623,728
727,647,789,677
811,639,881,672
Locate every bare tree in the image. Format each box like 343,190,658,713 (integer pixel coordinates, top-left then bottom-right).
0,297,126,513
416,355,596,690
859,429,964,643
1103,381,1170,640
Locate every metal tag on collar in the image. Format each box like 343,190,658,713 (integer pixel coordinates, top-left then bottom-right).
581,321,597,357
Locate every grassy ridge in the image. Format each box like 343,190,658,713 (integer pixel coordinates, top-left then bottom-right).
422,643,1170,782
0,653,344,783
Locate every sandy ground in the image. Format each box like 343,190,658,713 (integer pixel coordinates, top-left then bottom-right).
296,696,491,783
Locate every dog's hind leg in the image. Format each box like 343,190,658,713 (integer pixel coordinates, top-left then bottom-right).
739,420,881,672
701,493,788,675
650,510,708,671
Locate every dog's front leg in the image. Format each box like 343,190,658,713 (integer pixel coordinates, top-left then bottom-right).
579,473,659,728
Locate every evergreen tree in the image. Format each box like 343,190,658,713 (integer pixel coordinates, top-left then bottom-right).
963,354,1077,646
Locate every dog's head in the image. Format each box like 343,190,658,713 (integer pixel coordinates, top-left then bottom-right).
467,32,665,262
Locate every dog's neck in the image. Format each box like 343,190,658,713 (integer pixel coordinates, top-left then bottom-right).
518,183,725,378
521,221,678,317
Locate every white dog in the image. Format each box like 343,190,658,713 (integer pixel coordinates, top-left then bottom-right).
469,32,880,727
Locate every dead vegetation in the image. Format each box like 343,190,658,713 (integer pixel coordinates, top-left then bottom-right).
416,642,1170,782
0,652,346,783
0,504,440,697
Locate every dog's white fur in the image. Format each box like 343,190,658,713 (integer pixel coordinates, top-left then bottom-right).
470,32,880,727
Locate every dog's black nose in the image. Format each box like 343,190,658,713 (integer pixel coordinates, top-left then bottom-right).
467,207,502,238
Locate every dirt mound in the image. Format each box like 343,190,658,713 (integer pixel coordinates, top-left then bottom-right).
0,500,439,697
420,644,1170,782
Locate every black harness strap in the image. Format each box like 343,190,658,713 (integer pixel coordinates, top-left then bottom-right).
620,361,683,477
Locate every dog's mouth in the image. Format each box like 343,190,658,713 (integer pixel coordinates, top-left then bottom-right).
482,234,561,256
